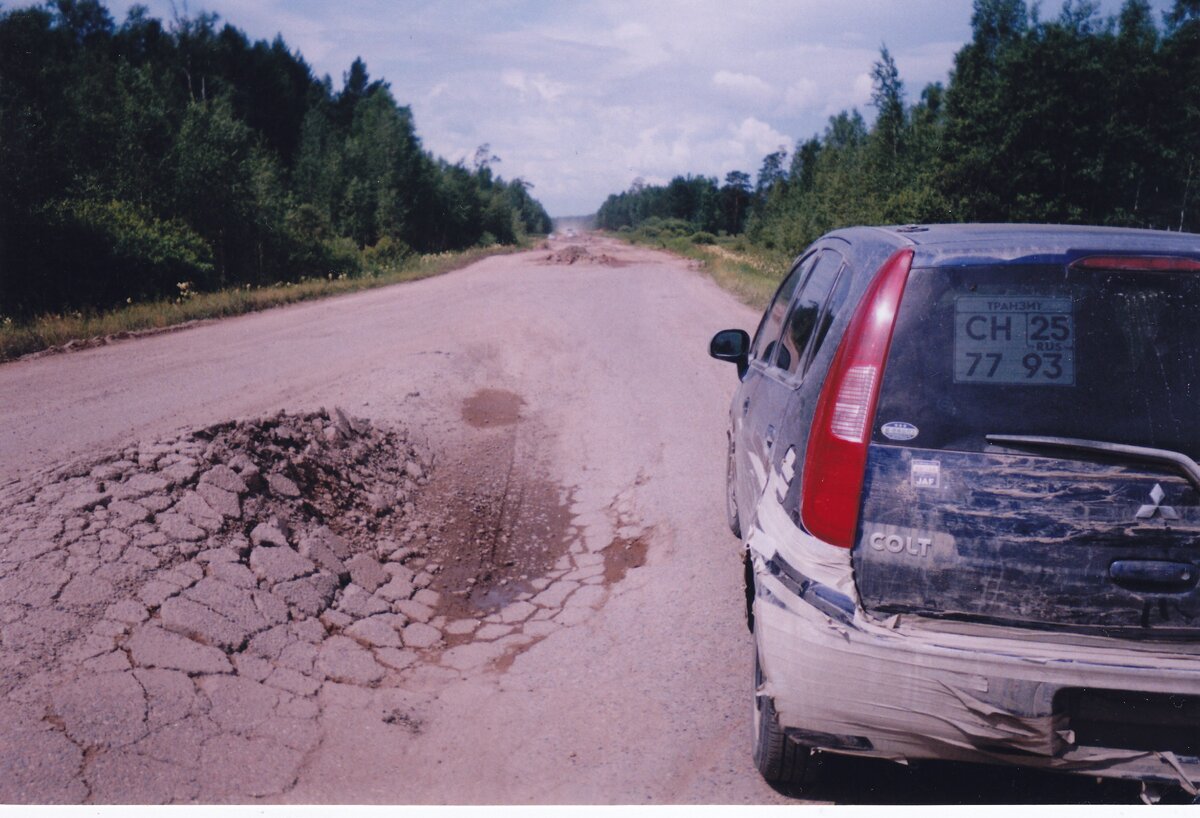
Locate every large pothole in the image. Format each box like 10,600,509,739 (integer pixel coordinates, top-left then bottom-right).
416,432,577,623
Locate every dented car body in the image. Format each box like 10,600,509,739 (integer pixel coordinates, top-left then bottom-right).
710,224,1200,794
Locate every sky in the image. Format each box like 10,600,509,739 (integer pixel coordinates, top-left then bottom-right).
99,0,1175,216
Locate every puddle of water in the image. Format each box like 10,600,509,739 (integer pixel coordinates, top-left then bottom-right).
462,389,524,428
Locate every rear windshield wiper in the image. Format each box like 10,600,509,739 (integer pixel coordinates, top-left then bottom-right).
986,434,1200,495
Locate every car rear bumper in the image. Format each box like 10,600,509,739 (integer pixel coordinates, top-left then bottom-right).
752,555,1200,789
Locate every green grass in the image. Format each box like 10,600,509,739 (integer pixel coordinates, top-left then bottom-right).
610,226,790,310
0,243,526,363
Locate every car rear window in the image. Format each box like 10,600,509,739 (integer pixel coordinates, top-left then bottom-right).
874,263,1200,454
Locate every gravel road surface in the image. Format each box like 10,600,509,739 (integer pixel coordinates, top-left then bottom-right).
0,237,1139,804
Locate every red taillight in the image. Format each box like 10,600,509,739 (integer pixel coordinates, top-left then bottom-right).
801,248,914,548
1070,255,1200,272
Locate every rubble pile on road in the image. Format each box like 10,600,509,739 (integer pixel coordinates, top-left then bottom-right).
0,409,449,801
0,407,646,803
542,245,627,267
545,244,591,264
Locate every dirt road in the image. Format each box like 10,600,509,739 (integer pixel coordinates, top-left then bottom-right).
0,237,1138,804
0,236,788,803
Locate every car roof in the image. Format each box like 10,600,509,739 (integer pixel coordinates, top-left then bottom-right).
826,223,1200,267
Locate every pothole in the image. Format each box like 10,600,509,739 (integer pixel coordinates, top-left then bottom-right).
415,430,576,624
602,536,649,584
461,389,524,428
382,709,422,733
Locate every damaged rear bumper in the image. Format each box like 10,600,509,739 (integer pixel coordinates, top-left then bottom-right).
752,553,1200,790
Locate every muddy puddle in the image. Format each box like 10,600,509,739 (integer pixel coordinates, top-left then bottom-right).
461,388,524,428
417,407,577,622
418,389,656,634
602,536,649,583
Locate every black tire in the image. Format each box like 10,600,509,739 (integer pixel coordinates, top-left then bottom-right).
753,644,813,788
726,436,742,539
743,554,755,632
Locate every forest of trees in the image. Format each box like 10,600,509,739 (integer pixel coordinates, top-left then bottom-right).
0,1,551,316
594,172,754,236
597,0,1200,255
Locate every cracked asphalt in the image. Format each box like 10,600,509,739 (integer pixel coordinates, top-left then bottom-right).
1,400,674,802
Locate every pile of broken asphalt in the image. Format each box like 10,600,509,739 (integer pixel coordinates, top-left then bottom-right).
0,403,627,802
542,245,626,267
0,408,445,801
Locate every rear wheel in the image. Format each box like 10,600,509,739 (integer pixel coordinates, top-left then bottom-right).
743,554,755,632
753,644,813,788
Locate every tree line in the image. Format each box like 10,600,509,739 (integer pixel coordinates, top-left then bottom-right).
595,173,754,236
0,0,551,316
597,0,1200,255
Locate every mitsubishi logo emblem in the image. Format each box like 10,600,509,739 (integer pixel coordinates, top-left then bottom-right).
1135,483,1179,520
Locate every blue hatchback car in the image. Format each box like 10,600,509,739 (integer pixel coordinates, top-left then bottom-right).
710,224,1200,799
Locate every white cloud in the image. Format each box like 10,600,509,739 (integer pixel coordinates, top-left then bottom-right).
782,78,819,112
501,69,568,102
607,21,673,74
712,70,774,102
729,118,791,157
850,72,876,108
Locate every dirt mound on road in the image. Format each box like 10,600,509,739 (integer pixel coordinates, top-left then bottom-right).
0,409,442,801
0,404,652,802
542,245,627,267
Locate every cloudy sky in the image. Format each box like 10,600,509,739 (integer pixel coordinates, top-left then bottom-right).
101,0,1172,216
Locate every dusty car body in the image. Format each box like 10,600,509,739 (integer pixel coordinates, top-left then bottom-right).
711,224,1200,797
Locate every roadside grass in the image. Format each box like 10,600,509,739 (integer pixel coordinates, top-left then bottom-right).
0,243,527,363
608,223,790,310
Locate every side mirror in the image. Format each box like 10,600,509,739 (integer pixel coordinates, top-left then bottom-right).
709,329,750,378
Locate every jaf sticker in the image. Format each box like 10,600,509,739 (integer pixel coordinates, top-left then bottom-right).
911,460,941,489
954,296,1075,385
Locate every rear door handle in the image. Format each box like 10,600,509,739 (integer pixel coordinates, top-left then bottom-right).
742,397,751,416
